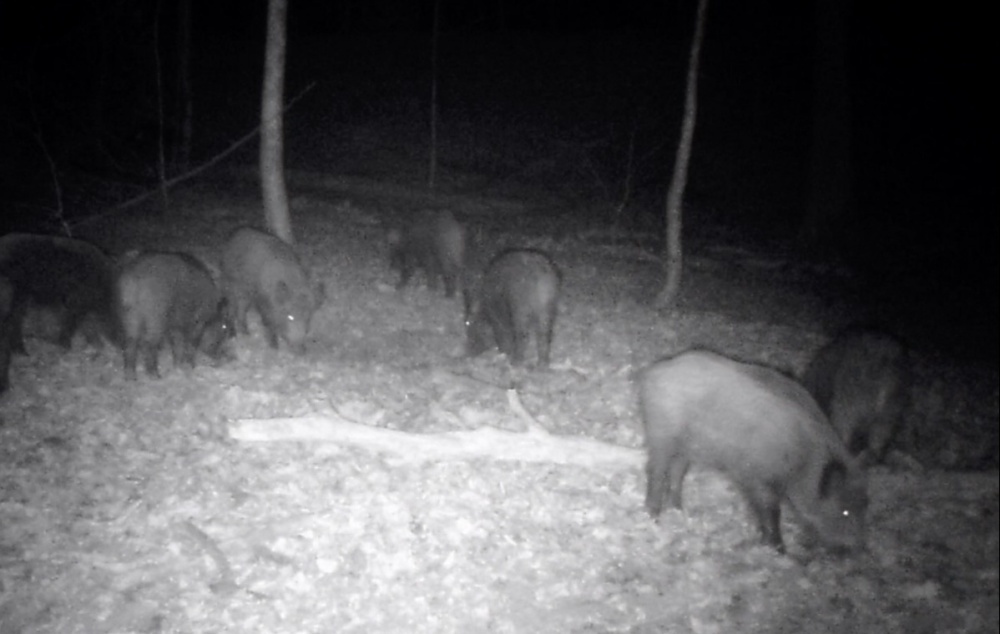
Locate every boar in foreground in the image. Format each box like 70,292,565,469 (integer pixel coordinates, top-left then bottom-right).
0,233,120,392
221,227,324,353
640,350,868,553
387,209,467,298
117,252,231,379
801,327,909,465
464,249,560,367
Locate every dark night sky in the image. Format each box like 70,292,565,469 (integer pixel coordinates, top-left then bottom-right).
1,0,993,260
0,0,993,361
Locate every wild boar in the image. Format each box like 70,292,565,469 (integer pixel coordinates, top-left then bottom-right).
640,350,868,553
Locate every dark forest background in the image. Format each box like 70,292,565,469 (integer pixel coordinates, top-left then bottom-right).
0,0,995,362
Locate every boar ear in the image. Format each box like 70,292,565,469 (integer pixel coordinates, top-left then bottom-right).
818,459,847,500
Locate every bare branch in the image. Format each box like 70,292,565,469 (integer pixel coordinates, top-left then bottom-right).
73,83,316,229
229,416,643,470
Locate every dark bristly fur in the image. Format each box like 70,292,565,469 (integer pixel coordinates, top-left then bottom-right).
0,233,120,393
221,227,324,354
117,252,231,380
387,209,467,298
801,327,909,464
464,249,560,367
640,351,868,553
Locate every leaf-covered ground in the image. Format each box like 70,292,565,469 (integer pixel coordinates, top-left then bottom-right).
1,176,997,633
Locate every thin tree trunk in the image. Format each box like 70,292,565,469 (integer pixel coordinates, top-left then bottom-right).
261,0,292,243
174,0,193,172
428,0,441,190
655,0,708,308
152,0,170,213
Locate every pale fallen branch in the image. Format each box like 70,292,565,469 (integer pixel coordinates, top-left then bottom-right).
229,413,643,469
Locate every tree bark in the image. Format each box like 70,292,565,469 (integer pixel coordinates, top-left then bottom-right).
428,0,441,190
654,0,708,308
152,0,170,213
174,0,193,172
261,0,293,243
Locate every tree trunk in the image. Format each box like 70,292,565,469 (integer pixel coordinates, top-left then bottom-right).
261,0,293,243
152,0,170,214
174,0,193,172
801,0,853,246
654,0,708,309
427,0,441,190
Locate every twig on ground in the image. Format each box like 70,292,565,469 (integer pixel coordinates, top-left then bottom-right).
180,521,238,596
506,388,549,435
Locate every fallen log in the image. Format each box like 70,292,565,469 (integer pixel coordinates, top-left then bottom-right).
229,391,642,469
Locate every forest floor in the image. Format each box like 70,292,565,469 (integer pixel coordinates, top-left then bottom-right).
0,171,997,633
